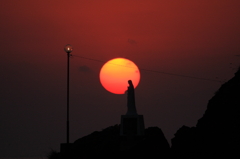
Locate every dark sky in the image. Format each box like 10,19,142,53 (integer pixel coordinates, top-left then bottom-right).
1,0,240,157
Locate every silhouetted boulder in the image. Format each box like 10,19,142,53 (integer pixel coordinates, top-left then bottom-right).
171,68,240,158
56,125,170,159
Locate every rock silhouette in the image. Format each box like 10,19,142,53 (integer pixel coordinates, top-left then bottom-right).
57,125,170,159
171,68,240,158
51,68,240,159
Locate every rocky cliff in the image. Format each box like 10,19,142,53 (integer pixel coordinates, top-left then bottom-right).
51,69,240,159
171,68,240,158
57,125,170,159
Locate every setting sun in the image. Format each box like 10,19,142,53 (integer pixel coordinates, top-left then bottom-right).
99,58,140,94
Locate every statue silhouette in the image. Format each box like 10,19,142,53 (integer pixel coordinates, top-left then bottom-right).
126,80,137,115
120,80,145,136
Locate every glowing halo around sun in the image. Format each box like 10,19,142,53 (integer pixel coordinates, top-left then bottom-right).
99,58,140,94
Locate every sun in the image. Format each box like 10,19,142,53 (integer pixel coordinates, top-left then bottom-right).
99,58,140,94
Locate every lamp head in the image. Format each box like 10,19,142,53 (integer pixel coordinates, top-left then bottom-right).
64,44,73,53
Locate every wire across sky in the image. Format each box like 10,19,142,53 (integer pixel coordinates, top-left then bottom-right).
72,55,223,83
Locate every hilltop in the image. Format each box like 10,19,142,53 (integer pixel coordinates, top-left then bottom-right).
50,68,240,159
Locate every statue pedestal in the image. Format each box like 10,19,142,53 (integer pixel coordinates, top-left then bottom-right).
120,115,145,136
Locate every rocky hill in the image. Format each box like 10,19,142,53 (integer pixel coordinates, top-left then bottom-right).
171,68,240,158
56,125,170,159
50,68,240,159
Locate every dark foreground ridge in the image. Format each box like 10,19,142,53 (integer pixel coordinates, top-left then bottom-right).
171,68,240,158
50,68,240,159
53,126,170,159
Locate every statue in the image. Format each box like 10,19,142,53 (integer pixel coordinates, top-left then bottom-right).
126,80,137,115
120,80,145,136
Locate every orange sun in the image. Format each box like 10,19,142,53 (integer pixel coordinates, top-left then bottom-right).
99,58,140,94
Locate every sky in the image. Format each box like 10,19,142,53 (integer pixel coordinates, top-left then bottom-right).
1,0,240,157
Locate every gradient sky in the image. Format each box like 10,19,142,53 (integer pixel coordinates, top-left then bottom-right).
1,0,240,157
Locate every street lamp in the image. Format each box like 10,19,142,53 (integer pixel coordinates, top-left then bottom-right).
64,44,73,144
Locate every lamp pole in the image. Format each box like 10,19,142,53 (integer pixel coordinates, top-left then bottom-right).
64,44,73,144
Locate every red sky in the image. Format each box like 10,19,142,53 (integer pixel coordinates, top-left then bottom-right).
1,0,240,157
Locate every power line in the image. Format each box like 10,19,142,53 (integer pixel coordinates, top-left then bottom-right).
140,68,222,82
72,55,104,63
72,54,223,83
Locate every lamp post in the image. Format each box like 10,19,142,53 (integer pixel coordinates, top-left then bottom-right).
64,44,73,144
